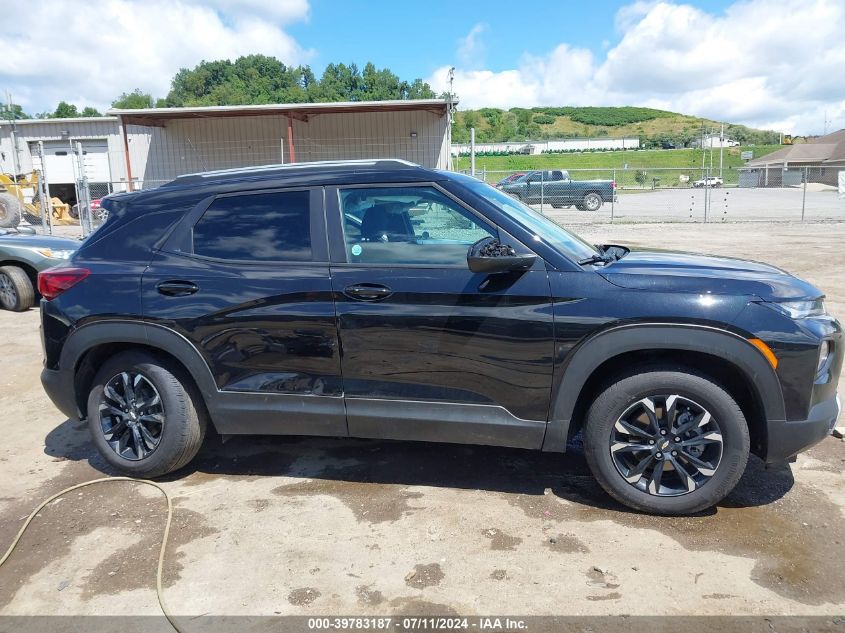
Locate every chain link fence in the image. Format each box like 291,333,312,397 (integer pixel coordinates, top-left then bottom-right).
22,139,845,240
460,165,845,224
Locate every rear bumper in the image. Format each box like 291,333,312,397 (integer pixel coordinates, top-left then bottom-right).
41,366,80,421
766,393,841,464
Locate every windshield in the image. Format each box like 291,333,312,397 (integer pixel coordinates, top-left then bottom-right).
462,178,600,261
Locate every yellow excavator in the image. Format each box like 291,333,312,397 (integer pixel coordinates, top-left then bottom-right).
0,172,73,228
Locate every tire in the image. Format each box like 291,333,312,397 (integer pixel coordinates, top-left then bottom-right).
0,265,35,311
0,192,22,228
582,192,603,212
583,369,749,515
87,350,207,477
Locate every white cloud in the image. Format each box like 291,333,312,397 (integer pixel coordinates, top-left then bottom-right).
457,23,488,69
0,0,312,114
429,0,845,134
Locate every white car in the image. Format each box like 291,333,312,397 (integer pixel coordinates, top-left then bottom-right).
693,176,723,188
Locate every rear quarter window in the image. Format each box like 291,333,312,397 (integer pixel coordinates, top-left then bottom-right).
192,190,312,262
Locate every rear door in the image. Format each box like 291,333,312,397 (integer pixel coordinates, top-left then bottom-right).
326,182,555,449
141,186,346,437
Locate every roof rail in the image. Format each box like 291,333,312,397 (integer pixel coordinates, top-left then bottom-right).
169,159,420,185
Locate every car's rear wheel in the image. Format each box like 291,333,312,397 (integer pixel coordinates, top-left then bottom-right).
583,369,749,515
582,192,603,211
87,350,206,477
0,265,34,311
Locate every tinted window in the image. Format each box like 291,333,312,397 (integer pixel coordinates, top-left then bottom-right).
461,178,599,262
340,186,495,266
193,191,311,262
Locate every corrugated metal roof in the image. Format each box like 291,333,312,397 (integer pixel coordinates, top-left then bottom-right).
0,116,118,126
109,99,452,127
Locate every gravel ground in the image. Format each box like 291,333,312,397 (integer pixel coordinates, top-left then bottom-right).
0,222,842,621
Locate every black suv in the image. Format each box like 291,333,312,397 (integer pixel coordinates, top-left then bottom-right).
39,160,842,514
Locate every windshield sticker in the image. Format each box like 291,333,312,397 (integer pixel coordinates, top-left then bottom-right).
351,244,363,256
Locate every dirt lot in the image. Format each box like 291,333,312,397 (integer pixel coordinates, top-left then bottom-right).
0,222,843,620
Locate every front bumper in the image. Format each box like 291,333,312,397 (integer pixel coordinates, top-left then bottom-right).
766,392,841,463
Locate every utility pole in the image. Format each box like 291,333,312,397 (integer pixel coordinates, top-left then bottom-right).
719,122,724,178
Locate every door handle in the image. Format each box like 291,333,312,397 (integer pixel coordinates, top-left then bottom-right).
343,283,392,301
156,280,199,297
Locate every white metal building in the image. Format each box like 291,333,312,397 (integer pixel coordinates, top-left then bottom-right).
0,99,453,202
451,137,640,156
0,117,127,202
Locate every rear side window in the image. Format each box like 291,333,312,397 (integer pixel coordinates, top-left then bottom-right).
193,191,311,262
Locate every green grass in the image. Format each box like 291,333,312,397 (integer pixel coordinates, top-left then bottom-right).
455,145,784,188
454,146,779,171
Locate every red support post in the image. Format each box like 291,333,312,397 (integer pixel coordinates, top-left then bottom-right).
287,116,296,163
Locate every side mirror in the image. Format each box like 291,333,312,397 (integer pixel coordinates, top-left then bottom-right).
467,237,537,274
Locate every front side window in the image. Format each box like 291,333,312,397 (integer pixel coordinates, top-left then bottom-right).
193,190,311,262
339,186,495,266
461,177,599,262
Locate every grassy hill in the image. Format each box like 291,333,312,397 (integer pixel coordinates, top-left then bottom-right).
454,145,782,187
453,106,781,149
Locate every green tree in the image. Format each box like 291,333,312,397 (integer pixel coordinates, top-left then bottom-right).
164,55,435,106
1,103,30,120
635,170,648,186
51,101,79,118
112,89,155,109
80,106,102,117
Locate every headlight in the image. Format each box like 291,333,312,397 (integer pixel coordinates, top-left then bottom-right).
763,299,826,319
33,248,74,260
817,340,832,374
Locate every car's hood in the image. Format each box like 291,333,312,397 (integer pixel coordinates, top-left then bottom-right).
0,234,80,250
597,249,822,301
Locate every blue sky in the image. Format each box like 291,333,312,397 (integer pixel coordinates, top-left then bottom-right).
293,0,735,82
1,0,843,134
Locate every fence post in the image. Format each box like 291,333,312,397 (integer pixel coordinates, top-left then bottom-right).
801,166,807,222
611,168,616,224
470,127,476,178
36,142,51,234
75,142,93,237
540,170,544,214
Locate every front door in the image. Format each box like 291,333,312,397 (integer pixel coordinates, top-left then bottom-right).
326,183,555,449
141,187,346,437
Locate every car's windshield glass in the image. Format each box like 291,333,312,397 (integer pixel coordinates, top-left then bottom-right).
462,178,599,261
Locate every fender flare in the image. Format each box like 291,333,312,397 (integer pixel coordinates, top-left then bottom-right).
61,320,219,409
541,323,786,452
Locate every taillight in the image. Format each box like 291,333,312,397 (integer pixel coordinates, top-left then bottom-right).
37,267,90,301
611,181,617,189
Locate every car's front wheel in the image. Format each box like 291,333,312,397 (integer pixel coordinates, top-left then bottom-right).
87,350,206,477
583,369,749,515
0,265,34,311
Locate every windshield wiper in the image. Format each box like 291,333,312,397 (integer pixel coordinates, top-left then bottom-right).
578,253,613,266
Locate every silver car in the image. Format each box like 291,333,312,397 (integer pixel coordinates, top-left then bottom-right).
0,227,79,311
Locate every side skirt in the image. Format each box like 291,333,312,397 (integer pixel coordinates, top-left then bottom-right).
211,391,348,437
346,398,546,450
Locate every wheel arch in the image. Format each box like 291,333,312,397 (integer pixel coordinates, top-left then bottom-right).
542,324,785,459
63,321,218,424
